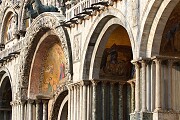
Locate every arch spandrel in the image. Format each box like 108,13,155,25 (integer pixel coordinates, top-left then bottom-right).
19,12,72,100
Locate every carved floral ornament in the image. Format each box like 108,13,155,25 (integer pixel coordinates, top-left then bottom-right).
19,13,71,99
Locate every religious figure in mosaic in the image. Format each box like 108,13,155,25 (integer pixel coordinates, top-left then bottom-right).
7,15,16,41
59,62,65,80
162,22,180,52
100,44,132,79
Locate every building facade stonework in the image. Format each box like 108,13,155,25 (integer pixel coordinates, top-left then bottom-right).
0,0,180,120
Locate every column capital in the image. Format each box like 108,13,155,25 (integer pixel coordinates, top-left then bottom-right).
42,99,49,104
35,99,41,104
152,57,162,63
80,80,91,86
28,99,34,104
131,60,141,68
20,100,27,105
91,80,100,86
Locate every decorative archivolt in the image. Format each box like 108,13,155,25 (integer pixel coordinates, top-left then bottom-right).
19,12,72,100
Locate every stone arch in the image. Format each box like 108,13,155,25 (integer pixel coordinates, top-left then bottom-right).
0,67,13,120
81,9,135,79
0,6,18,43
139,0,179,57
49,86,68,120
57,95,68,120
19,12,72,100
0,67,12,87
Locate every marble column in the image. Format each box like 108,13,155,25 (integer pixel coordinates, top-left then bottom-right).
87,85,90,120
151,62,155,112
82,84,87,120
147,62,151,112
28,100,34,120
141,60,147,112
70,86,74,120
92,81,98,120
35,100,41,120
133,61,140,112
10,102,15,120
77,85,80,120
110,82,115,120
74,85,77,120
102,81,107,120
129,81,135,113
154,59,162,111
42,100,48,120
79,85,83,120
20,101,26,120
118,83,124,120
168,60,173,111
67,86,71,120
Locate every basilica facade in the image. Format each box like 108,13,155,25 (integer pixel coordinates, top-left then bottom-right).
0,0,180,120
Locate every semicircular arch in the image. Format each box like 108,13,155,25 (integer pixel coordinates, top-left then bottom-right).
139,0,179,57
19,12,72,100
81,9,135,79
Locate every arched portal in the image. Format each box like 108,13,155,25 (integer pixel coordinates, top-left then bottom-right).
89,19,134,119
0,72,12,120
29,30,67,99
158,2,180,112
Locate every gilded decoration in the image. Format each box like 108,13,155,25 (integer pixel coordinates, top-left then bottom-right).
19,13,71,100
41,43,66,94
99,44,132,80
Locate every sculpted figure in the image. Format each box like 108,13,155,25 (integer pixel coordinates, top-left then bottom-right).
25,2,38,19
25,0,59,19
32,0,58,14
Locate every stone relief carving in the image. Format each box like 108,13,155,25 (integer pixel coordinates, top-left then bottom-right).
19,13,71,100
73,33,81,62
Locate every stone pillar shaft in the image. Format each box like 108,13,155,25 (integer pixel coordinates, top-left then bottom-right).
151,62,155,111
141,60,147,112
134,61,140,112
35,100,41,120
20,101,26,120
92,82,97,120
154,59,162,111
79,86,83,120
82,85,87,120
168,60,173,110
118,83,123,120
42,100,48,120
74,85,77,120
147,63,151,112
28,100,34,120
70,87,74,120
102,82,107,120
110,83,114,120
68,87,72,120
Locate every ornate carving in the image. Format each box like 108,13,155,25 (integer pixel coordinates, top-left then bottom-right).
73,34,81,62
25,0,58,19
19,13,71,100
